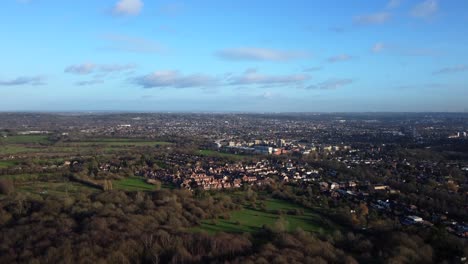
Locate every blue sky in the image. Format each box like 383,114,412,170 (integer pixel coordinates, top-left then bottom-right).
1,0,467,112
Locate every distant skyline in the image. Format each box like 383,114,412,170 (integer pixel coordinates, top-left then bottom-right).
1,0,467,112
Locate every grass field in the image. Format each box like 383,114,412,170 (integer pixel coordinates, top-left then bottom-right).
0,135,50,144
195,198,333,234
0,160,16,168
16,180,98,197
0,137,174,198
113,176,157,191
0,173,65,182
0,145,41,155
77,138,173,143
65,141,172,147
0,138,172,156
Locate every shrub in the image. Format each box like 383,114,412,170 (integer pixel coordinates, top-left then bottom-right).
0,179,14,195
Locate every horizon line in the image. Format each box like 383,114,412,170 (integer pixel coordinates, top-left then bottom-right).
1,110,468,115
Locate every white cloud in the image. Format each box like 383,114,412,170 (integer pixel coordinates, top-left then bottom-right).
158,3,185,16
228,69,310,86
368,43,439,57
386,0,402,9
134,71,219,89
411,0,438,18
303,67,322,72
328,54,352,63
354,12,391,25
65,63,96,75
113,0,143,16
307,79,354,90
216,47,309,62
65,63,136,75
0,76,45,86
134,69,312,89
433,65,468,75
372,43,385,53
76,80,104,86
99,64,137,73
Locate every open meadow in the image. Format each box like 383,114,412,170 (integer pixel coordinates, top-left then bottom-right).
195,197,338,234
113,176,158,192
0,135,173,197
0,135,172,156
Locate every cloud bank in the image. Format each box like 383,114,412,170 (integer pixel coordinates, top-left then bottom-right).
411,0,438,18
433,65,468,75
328,54,353,63
0,76,45,86
134,71,219,89
354,12,391,25
65,63,136,75
216,47,308,62
113,0,143,16
307,79,354,90
134,69,312,89
228,69,310,86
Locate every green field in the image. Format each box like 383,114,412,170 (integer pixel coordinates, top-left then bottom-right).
0,160,16,168
0,173,66,182
0,138,172,156
77,138,172,143
0,135,50,144
0,137,172,195
113,176,157,191
0,145,42,155
195,198,333,234
16,180,99,197
3,172,99,197
64,141,172,147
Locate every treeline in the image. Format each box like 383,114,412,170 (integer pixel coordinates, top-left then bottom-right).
254,183,468,263
0,189,239,263
0,186,467,263
0,188,361,263
0,164,69,177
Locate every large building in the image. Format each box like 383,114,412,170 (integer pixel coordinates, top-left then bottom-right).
276,139,286,147
254,146,273,155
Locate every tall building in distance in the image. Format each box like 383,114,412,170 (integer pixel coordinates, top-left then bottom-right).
277,139,286,147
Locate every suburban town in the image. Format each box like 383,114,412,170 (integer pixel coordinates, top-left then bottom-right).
1,113,467,262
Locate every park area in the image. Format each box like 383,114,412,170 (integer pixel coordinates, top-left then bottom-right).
195,197,336,235
113,176,158,191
